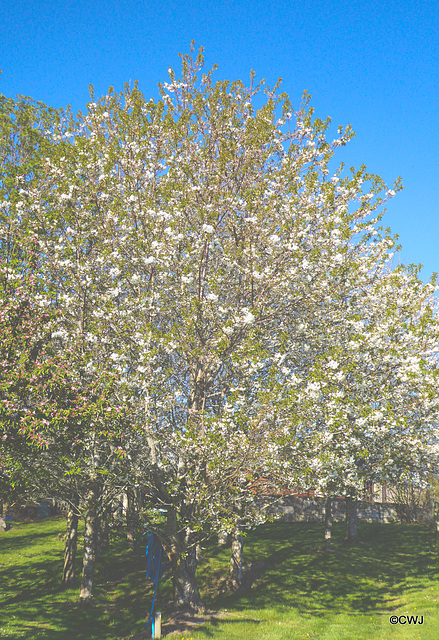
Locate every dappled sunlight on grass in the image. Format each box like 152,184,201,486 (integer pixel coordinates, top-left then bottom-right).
1,517,439,639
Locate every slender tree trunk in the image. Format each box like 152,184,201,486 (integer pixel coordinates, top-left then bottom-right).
229,529,244,589
100,518,110,552
79,488,98,603
93,514,101,560
323,496,332,552
61,502,79,587
1,502,9,518
345,493,358,544
126,488,135,550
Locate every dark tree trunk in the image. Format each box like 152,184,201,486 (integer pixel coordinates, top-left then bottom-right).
323,496,332,552
173,544,203,611
100,518,110,552
126,489,135,550
61,504,79,587
229,530,244,589
93,515,101,560
345,494,358,544
169,522,204,612
79,489,98,603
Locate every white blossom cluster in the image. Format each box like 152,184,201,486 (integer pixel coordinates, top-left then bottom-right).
4,50,439,543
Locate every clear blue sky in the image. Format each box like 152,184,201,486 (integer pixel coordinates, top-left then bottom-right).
2,0,438,281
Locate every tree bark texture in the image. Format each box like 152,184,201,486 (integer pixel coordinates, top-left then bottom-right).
61,505,79,587
100,518,110,552
1,502,9,519
345,494,358,544
323,496,332,552
126,488,136,550
218,531,228,546
79,488,98,602
93,515,101,560
170,523,204,612
229,530,244,589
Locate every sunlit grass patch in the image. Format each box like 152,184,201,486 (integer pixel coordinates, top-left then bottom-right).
1,517,439,639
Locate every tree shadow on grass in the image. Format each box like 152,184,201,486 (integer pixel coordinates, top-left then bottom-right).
3,519,439,639
204,521,439,619
0,519,150,640
0,528,63,549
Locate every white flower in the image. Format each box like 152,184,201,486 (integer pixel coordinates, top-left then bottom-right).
327,359,339,370
241,309,255,324
268,234,280,244
206,293,218,302
202,223,215,234
51,329,67,340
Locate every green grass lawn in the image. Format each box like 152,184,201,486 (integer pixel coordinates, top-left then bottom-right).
1,516,438,639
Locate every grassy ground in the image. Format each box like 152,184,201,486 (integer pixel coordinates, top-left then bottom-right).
0,516,438,639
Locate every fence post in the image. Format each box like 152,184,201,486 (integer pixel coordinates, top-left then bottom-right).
152,611,161,639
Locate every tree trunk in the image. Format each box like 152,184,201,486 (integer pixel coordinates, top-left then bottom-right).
126,489,135,550
100,518,110,552
61,505,79,587
173,544,203,611
218,531,228,546
229,530,244,589
79,489,98,603
323,496,332,552
345,494,358,544
1,502,9,519
170,523,204,612
93,514,101,560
